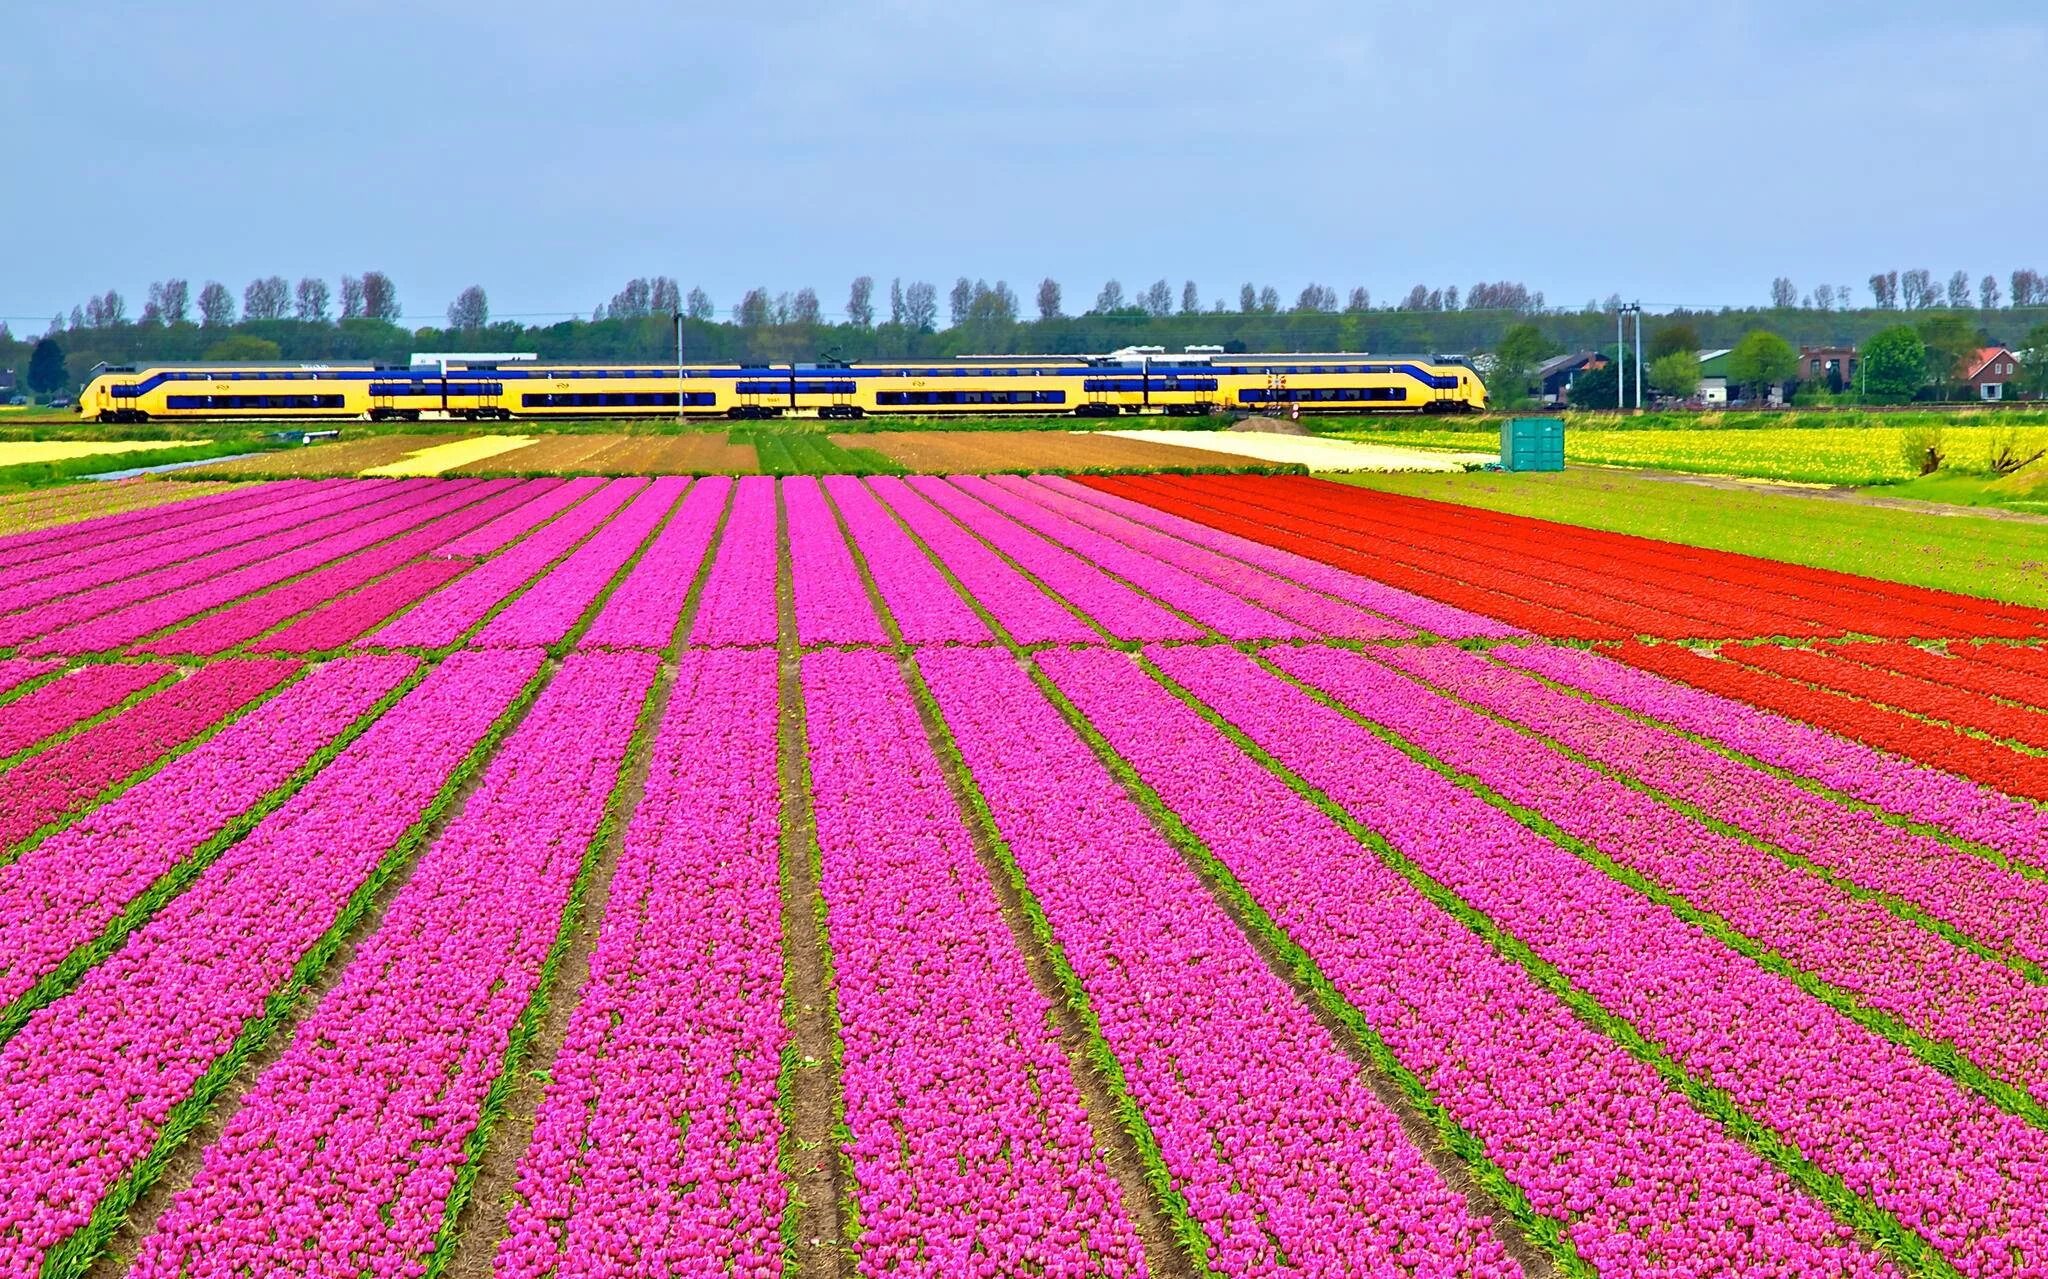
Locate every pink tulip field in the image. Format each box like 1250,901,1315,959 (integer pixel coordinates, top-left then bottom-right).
0,468,2043,1278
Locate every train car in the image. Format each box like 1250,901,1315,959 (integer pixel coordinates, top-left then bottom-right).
75,349,1485,423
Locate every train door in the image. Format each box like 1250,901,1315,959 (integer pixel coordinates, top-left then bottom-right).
110,381,136,419
477,380,503,419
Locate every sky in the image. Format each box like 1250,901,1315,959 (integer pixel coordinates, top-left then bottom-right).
5,0,2045,328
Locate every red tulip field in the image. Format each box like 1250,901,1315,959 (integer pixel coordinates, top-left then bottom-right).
0,470,2043,1279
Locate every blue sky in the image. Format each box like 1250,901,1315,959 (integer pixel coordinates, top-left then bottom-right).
5,1,2043,326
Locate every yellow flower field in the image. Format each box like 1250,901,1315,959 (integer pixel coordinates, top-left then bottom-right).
0,440,211,467
359,435,538,477
1335,425,2048,485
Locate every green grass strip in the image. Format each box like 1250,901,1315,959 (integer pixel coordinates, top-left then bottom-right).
1265,654,2048,1139
1138,653,1964,1279
39,657,554,1279
0,664,422,1047
419,655,670,1277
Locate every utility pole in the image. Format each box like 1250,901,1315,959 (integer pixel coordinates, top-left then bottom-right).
674,310,685,424
1616,301,1644,411
1615,306,1625,410
1631,301,1643,411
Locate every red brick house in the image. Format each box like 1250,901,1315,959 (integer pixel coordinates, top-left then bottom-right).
1961,345,2022,401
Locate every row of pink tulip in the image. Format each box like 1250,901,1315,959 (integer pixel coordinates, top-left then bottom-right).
1039,476,1521,638
0,661,170,760
0,658,57,699
1381,646,2048,999
0,479,341,608
140,479,536,656
27,481,482,655
498,649,789,1279
957,476,1309,640
476,478,684,647
927,645,1521,1279
1164,644,2048,1279
253,560,467,654
0,657,300,851
1499,644,2048,868
132,651,652,1279
1326,644,2048,1105
998,476,1413,639
374,481,642,648
804,648,1146,1278
579,476,731,649
0,480,424,649
906,476,1201,642
824,476,990,644
1053,644,1893,1279
0,656,412,1011
0,648,538,1275
436,476,587,557
866,477,1096,644
785,476,887,646
0,479,287,572
688,476,779,646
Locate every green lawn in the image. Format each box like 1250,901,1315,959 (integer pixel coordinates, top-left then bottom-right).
1329,467,2048,609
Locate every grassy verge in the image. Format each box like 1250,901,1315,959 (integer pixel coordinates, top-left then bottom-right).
1327,468,2048,609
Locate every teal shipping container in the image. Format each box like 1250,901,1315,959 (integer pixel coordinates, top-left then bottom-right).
1500,416,1564,471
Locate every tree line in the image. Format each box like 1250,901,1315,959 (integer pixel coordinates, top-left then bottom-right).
1768,268,2048,312
7,268,2047,403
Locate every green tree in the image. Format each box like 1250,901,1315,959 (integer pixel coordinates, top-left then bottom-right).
1484,322,1554,407
1857,326,1927,403
1648,350,1701,399
1647,322,1701,362
2020,322,2048,398
1914,312,1982,398
1565,360,1644,409
26,337,68,394
203,334,282,361
1725,330,1797,402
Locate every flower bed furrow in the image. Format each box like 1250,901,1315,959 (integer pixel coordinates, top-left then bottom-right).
785,476,888,646
497,649,788,1279
0,481,307,574
20,481,483,655
0,648,540,1276
1727,643,2048,752
579,476,731,649
1497,644,2048,866
1831,640,2048,711
689,475,780,646
1384,644,2048,973
802,649,1144,1277
1086,475,1615,638
1608,641,2048,803
865,476,1096,644
1156,644,2048,1279
1044,645,1896,1279
1959,642,2048,681
373,480,643,648
0,662,174,760
0,658,301,851
1003,475,1413,639
905,475,1202,641
0,656,414,1015
0,481,349,608
923,645,1521,1279
1288,644,2048,1108
1049,474,1514,636
474,477,682,647
951,476,1308,640
132,650,653,1279
435,476,590,556
823,476,989,645
134,479,531,656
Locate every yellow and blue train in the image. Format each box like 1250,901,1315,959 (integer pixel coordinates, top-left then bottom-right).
76,347,1485,423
